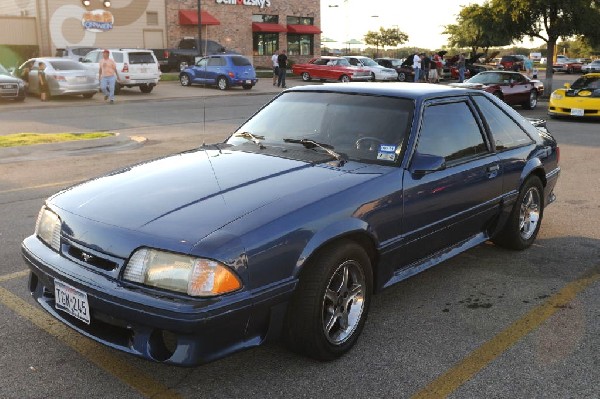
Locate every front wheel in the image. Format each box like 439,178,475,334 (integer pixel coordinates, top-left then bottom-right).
284,240,372,361
301,72,312,81
397,72,406,82
217,76,228,90
370,72,376,81
492,176,544,250
522,90,537,110
179,74,191,86
340,74,350,83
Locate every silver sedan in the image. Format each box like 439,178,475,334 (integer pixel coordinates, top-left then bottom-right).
19,57,98,99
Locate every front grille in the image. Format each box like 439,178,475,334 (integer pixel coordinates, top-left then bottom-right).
0,83,18,97
61,239,121,272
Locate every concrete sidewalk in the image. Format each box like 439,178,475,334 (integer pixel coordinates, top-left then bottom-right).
2,76,313,110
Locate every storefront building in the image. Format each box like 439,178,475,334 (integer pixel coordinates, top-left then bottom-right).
0,0,322,68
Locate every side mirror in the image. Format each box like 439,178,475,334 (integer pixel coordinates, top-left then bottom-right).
564,83,571,89
410,152,446,176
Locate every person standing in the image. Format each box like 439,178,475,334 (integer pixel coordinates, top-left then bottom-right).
434,52,443,81
271,50,279,86
524,56,534,78
458,53,466,83
421,53,431,82
38,62,49,101
99,49,117,104
428,54,439,83
412,53,421,82
277,49,288,88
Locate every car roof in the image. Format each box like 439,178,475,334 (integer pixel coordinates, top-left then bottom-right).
583,72,600,77
287,82,472,100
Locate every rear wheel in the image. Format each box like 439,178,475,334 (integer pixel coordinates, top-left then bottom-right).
179,74,191,86
397,72,407,82
284,240,372,361
139,84,153,93
217,76,229,90
522,90,537,110
340,75,350,83
114,84,121,95
82,92,95,99
301,72,312,81
370,72,376,81
567,66,574,74
492,176,544,250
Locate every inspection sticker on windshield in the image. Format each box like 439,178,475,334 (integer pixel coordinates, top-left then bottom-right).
377,144,397,161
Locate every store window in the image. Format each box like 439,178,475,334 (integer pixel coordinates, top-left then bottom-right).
253,14,279,23
287,34,314,56
146,11,158,26
253,33,279,56
287,16,314,25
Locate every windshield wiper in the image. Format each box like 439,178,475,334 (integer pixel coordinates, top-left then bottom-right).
233,131,266,149
283,138,347,166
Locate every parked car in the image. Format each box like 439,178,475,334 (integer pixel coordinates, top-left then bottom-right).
552,58,583,74
22,82,560,366
0,63,26,102
54,46,98,61
179,54,257,90
152,38,235,72
548,72,600,118
449,71,544,109
374,57,413,81
81,49,161,94
343,56,398,81
16,58,97,99
500,55,525,71
291,56,371,82
581,60,600,73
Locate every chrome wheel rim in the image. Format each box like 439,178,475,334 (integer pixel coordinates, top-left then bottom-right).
341,75,350,83
530,91,537,108
519,187,541,240
302,72,310,81
218,78,227,90
180,75,189,86
322,260,365,345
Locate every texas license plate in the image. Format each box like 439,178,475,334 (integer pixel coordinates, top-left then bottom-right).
54,279,90,324
246,80,252,84
570,108,584,116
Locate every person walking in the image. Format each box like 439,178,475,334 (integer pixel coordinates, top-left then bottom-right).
421,53,431,82
458,53,466,83
271,50,279,86
38,62,49,101
412,53,421,83
524,56,534,78
99,49,117,104
277,49,288,88
434,52,443,81
428,54,439,83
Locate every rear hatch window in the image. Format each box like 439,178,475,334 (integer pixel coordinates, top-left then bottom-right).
129,52,156,64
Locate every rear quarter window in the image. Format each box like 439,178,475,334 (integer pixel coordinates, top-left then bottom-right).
231,56,252,66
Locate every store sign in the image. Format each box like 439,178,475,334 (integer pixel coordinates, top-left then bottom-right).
215,0,271,8
82,9,114,32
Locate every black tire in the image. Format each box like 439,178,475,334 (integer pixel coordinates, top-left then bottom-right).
340,75,350,83
370,72,376,82
82,92,95,99
139,84,153,93
567,67,573,74
217,76,228,90
522,90,537,110
284,240,372,361
242,84,252,90
180,74,192,86
492,176,544,250
114,84,121,95
397,72,406,82
302,72,312,81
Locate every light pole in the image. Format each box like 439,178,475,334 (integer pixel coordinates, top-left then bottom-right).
371,15,379,58
197,0,202,56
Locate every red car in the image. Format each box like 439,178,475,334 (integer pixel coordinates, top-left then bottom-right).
552,58,583,74
291,56,371,82
449,70,544,109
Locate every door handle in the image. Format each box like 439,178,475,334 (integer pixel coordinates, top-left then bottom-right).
486,164,500,178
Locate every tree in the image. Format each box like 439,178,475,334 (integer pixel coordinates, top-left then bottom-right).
491,0,600,94
444,2,513,55
364,27,408,58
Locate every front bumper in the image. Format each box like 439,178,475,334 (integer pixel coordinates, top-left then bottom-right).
548,99,600,118
22,235,295,365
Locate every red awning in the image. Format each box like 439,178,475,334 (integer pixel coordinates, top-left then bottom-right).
252,22,287,33
179,10,220,26
287,24,322,34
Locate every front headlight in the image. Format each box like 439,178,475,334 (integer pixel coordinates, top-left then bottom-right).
551,92,563,100
123,248,242,297
35,207,61,251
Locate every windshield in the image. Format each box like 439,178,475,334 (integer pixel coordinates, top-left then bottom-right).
227,91,414,164
361,58,379,67
570,76,600,90
467,72,505,84
48,60,85,70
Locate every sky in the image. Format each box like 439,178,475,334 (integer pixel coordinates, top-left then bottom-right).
319,0,543,50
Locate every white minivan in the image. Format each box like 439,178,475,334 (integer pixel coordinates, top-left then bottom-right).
81,49,161,94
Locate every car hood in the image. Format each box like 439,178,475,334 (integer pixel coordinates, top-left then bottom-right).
49,147,378,253
0,74,23,83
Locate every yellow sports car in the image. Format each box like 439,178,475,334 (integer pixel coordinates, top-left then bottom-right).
548,73,600,118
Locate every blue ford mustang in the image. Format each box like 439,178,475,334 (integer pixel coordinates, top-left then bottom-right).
22,83,560,365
